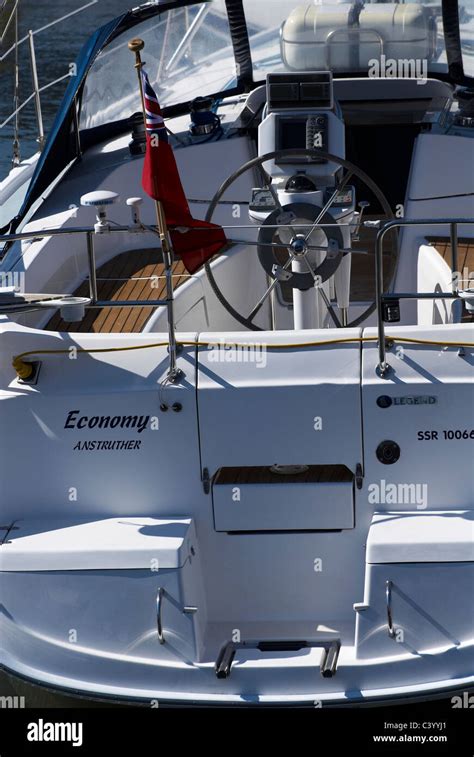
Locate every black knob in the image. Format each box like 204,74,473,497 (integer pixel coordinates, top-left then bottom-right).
376,440,400,465
172,403,182,413
285,174,316,193
190,95,214,113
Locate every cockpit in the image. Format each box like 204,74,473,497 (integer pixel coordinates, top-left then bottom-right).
2,1,473,337
78,0,465,131
13,0,474,227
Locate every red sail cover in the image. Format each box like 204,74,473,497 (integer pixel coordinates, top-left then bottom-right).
141,69,227,273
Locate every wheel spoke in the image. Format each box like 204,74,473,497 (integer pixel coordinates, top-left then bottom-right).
305,243,368,255
247,257,293,322
204,147,396,332
229,238,285,250
227,238,367,255
298,251,342,328
254,165,298,238
298,249,319,284
303,170,354,242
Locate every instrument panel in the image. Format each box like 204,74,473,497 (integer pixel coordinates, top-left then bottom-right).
266,72,333,112
258,72,344,179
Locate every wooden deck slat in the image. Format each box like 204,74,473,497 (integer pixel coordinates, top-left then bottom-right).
214,465,353,485
92,249,156,333
428,237,474,321
69,251,137,334
117,264,163,334
350,218,397,300
428,237,474,277
78,254,135,334
125,262,190,333
98,250,158,333
45,249,188,334
46,220,401,335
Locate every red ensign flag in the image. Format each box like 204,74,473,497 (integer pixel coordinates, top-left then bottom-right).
141,69,227,273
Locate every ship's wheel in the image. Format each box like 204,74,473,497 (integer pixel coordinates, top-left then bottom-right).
204,148,396,330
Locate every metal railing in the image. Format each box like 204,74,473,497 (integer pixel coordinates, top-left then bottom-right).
0,224,182,380
1,0,98,164
1,216,472,381
375,217,474,377
325,27,384,70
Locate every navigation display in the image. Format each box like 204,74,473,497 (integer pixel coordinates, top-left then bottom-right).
276,115,328,164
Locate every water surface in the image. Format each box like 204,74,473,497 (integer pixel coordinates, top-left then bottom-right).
0,0,135,177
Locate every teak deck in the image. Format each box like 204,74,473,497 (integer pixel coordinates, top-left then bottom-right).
428,237,474,278
429,237,474,321
214,465,353,485
46,249,188,334
45,234,473,335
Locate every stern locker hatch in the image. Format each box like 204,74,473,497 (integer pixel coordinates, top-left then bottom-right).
197,330,363,532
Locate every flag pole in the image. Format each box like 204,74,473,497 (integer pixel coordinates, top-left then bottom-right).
128,37,181,383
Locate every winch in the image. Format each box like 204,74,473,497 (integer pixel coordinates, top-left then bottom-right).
189,96,222,138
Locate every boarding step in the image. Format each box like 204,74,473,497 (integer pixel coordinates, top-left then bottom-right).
215,638,341,680
0,516,208,662
355,511,474,660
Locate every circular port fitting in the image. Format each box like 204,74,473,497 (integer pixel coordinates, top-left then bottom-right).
376,395,393,408
57,296,90,322
376,440,400,465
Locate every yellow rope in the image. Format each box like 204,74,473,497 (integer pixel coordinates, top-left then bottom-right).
11,335,474,380
383,336,474,348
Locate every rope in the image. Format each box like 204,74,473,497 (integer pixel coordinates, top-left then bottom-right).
11,336,474,380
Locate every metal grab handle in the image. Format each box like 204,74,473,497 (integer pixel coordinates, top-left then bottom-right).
325,27,384,70
215,638,341,679
156,587,165,644
0,223,181,384
375,217,474,377
386,580,395,639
